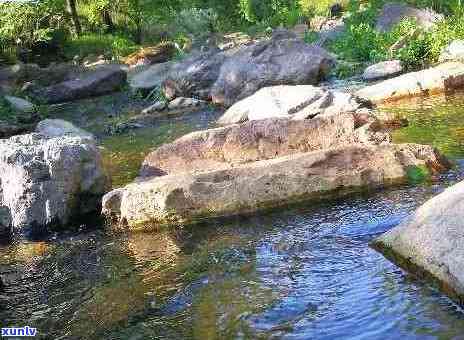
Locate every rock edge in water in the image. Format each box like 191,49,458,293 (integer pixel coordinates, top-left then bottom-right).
371,180,464,305
355,62,464,104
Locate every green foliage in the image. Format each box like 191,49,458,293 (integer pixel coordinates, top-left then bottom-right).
327,0,464,71
0,97,15,121
174,8,219,41
0,0,66,48
238,0,305,27
63,33,138,59
406,165,430,184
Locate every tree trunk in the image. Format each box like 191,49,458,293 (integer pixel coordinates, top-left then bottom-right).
67,0,81,36
102,8,114,33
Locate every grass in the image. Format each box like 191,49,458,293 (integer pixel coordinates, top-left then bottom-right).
63,33,139,60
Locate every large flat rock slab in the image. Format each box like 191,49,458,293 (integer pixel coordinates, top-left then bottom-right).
103,143,447,231
355,62,464,104
140,114,388,177
129,61,172,92
372,180,464,304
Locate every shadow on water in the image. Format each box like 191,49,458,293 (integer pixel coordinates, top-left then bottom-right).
3,92,464,338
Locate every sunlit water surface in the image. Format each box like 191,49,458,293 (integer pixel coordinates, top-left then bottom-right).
2,92,464,339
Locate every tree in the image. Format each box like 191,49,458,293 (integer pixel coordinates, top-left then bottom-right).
66,0,81,35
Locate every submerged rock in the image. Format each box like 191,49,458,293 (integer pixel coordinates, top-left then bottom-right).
211,35,335,106
217,85,361,125
0,121,109,235
375,3,443,33
103,143,447,231
140,113,387,177
36,119,94,139
355,62,464,104
372,179,464,304
30,65,127,104
362,60,403,81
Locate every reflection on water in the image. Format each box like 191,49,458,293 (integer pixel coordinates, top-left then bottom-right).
386,91,464,159
2,93,464,339
2,171,464,339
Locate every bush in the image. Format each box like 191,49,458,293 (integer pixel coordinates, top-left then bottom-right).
327,0,464,71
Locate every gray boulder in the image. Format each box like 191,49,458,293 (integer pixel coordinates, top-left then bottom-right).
376,3,443,32
141,101,167,114
129,61,172,93
167,97,208,111
439,40,464,63
162,51,227,101
217,85,361,125
362,60,403,81
30,65,127,104
372,180,464,304
211,36,335,107
0,122,109,235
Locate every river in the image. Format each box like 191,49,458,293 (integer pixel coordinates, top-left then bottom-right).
1,92,464,339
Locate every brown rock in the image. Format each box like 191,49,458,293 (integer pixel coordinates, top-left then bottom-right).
140,113,387,177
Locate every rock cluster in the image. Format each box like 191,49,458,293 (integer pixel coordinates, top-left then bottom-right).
162,31,335,107
102,85,449,231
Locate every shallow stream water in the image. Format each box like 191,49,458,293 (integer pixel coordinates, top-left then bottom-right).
2,92,464,339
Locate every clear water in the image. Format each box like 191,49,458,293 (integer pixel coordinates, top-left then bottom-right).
2,93,464,339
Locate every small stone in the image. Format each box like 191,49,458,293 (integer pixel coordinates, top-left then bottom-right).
167,97,206,111
141,101,167,114
362,60,403,81
4,95,35,113
36,119,94,139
